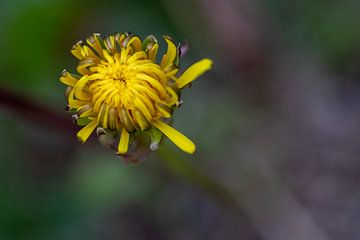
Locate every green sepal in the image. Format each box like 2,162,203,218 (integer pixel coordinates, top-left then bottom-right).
76,117,92,126
142,35,158,51
174,43,181,67
149,127,162,151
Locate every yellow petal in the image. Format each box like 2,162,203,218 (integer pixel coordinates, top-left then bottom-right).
79,108,95,118
127,36,142,52
83,46,98,60
152,120,195,154
165,68,179,78
97,103,110,128
104,35,116,54
134,63,166,85
132,83,161,102
74,76,91,101
132,109,150,130
156,104,172,118
86,33,105,59
177,58,212,89
133,97,152,121
77,119,97,143
148,43,159,62
68,87,85,108
108,107,118,130
71,42,85,60
160,36,177,69
136,73,167,97
60,70,79,86
93,85,114,112
118,128,130,154
127,51,147,65
120,47,131,64
115,33,126,49
103,50,114,64
135,93,155,116
77,58,95,75
166,86,179,106
118,107,136,132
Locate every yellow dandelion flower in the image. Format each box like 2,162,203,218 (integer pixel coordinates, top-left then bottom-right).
60,33,212,155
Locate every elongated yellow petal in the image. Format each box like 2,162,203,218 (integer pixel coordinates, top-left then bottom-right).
86,33,105,59
60,70,78,86
118,128,130,154
166,86,179,106
135,63,166,84
74,76,91,101
148,43,158,62
71,42,85,60
135,93,155,116
79,108,95,118
93,87,113,112
104,35,116,54
160,36,177,69
136,73,167,97
156,104,172,118
133,97,152,121
118,107,135,132
77,58,95,75
132,84,161,102
127,51,147,64
152,120,195,154
132,109,150,130
115,33,126,49
166,68,178,78
68,88,85,108
127,36,142,52
97,103,110,128
120,47,131,64
177,58,212,89
77,119,97,143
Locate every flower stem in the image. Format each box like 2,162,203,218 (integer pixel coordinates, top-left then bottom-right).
156,144,238,208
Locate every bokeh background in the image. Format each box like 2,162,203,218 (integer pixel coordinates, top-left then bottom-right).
1,0,360,239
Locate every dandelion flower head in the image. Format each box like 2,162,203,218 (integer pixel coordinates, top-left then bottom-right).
60,32,212,156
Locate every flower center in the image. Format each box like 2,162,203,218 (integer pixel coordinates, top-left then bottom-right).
84,50,170,132
105,63,133,83
88,54,140,110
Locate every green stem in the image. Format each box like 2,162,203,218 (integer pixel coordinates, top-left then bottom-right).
156,144,238,208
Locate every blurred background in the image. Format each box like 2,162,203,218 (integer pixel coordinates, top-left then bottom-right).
1,0,360,239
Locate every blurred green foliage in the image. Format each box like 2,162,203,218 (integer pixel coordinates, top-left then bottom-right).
1,0,360,239
265,0,360,69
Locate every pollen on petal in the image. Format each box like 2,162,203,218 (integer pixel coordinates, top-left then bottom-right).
152,120,196,154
